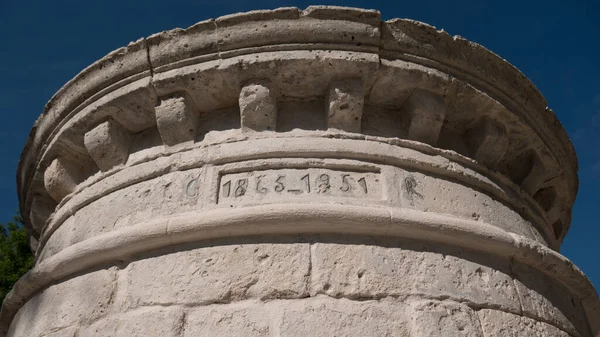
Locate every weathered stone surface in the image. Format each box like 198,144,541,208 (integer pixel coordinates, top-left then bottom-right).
80,307,184,337
6,6,598,337
326,79,364,133
478,309,572,337
404,89,446,145
185,303,270,337
278,297,410,337
43,158,82,202
408,300,484,337
7,269,116,337
116,242,310,308
467,116,508,168
311,239,521,312
512,261,590,336
29,196,55,233
239,79,277,132
38,169,203,261
84,119,132,171
40,327,78,337
155,93,199,146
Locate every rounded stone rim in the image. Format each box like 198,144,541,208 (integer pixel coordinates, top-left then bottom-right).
17,6,577,216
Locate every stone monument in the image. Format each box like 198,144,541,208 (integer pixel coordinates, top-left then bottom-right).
2,6,599,337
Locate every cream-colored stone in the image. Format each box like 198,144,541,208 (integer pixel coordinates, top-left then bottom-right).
117,242,310,308
239,79,277,132
278,296,410,337
311,239,521,312
478,309,572,337
80,307,184,337
6,6,598,337
40,327,77,337
184,303,270,337
326,79,364,133
408,300,484,337
43,158,82,202
155,93,198,146
7,269,116,337
38,169,203,261
84,119,132,171
512,261,590,336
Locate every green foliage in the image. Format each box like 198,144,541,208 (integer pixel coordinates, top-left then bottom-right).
0,213,34,304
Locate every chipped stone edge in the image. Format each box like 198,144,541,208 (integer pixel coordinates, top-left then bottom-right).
0,204,598,336
17,6,578,240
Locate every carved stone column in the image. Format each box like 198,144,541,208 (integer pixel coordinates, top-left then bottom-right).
3,6,598,337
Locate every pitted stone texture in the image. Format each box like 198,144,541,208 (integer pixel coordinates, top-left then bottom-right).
404,89,446,145
39,327,78,337
239,80,277,132
43,158,83,202
467,116,508,168
326,79,364,133
521,151,547,195
278,297,410,337
185,303,270,337
408,300,484,337
478,309,572,337
29,196,55,233
38,169,203,261
84,119,132,171
398,169,541,242
311,239,521,312
7,269,116,337
155,93,198,146
116,242,310,308
512,261,590,336
80,307,184,337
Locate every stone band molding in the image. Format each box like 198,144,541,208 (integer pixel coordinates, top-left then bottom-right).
5,5,598,337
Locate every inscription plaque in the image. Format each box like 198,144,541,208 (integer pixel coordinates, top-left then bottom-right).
218,168,381,204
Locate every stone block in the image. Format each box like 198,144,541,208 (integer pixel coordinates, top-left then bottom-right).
404,89,446,145
29,195,56,233
239,79,277,131
155,93,198,146
326,79,364,133
43,158,83,202
478,309,571,337
38,169,203,261
310,240,521,312
7,269,116,337
185,303,270,337
84,119,132,171
40,326,78,337
118,242,310,308
512,261,589,336
520,150,547,195
467,116,508,168
278,297,410,337
408,300,483,337
80,307,184,337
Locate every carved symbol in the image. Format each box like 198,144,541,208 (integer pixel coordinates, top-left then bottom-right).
234,179,248,197
340,174,351,192
274,175,286,192
256,175,268,194
185,178,198,198
301,174,310,193
358,177,368,194
222,180,231,198
318,174,331,193
404,176,423,200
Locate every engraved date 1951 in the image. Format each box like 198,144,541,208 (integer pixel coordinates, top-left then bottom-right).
219,169,379,201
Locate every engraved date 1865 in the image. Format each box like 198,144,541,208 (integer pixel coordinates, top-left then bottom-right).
219,169,379,201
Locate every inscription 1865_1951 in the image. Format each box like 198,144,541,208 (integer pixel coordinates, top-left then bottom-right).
218,168,381,204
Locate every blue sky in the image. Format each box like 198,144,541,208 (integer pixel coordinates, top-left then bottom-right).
0,1,598,285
